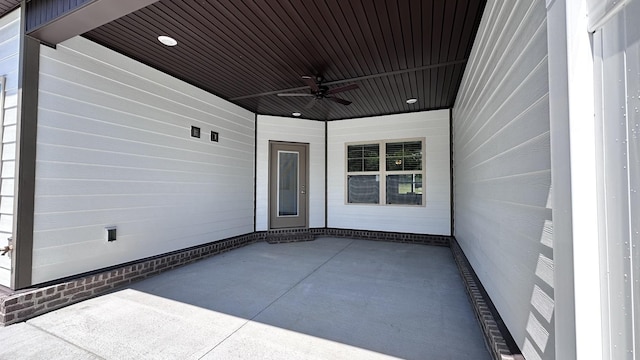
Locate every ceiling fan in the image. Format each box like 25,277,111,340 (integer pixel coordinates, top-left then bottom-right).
277,75,359,109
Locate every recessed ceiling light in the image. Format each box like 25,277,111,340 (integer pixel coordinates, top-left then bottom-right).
406,98,418,104
158,35,177,46
292,112,301,117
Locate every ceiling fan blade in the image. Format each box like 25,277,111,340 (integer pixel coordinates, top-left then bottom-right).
302,75,320,92
326,83,359,95
277,93,314,97
327,96,352,106
304,98,317,109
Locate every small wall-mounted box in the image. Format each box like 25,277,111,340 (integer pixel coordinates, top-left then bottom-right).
191,126,201,138
211,131,219,142
106,226,117,242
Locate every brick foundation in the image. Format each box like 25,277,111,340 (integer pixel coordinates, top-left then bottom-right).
450,238,523,360
262,227,450,246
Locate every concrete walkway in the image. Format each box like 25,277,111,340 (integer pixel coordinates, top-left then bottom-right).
0,238,491,359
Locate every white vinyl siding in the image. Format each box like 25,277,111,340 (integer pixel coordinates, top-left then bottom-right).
452,1,553,359
32,36,255,284
592,0,640,357
328,110,450,235
255,115,325,231
0,9,19,287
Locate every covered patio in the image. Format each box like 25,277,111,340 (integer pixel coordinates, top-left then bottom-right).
0,238,490,359
1,0,637,359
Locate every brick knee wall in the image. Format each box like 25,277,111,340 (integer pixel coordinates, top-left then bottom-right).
450,238,523,360
263,227,451,246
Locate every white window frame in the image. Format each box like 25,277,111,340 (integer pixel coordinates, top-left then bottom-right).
345,137,425,206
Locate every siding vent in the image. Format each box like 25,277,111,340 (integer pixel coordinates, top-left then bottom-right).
211,131,218,142
106,227,117,242
191,126,200,138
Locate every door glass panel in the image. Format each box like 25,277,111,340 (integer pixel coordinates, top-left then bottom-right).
278,151,299,217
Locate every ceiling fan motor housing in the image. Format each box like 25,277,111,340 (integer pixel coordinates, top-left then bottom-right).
316,86,329,98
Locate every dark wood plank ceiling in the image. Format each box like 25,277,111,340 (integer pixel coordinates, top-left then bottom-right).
84,0,486,121
0,0,19,15
25,0,93,33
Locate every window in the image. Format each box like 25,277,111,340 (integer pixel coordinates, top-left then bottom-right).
347,143,380,203
346,139,424,206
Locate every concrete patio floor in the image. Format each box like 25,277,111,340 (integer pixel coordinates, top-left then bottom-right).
0,238,491,359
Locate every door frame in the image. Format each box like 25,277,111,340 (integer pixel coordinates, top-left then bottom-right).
269,141,309,229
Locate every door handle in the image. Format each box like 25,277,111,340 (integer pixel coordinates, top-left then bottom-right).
301,190,306,194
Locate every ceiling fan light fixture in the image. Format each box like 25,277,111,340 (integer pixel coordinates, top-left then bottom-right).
158,35,178,46
292,112,301,117
406,98,418,104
